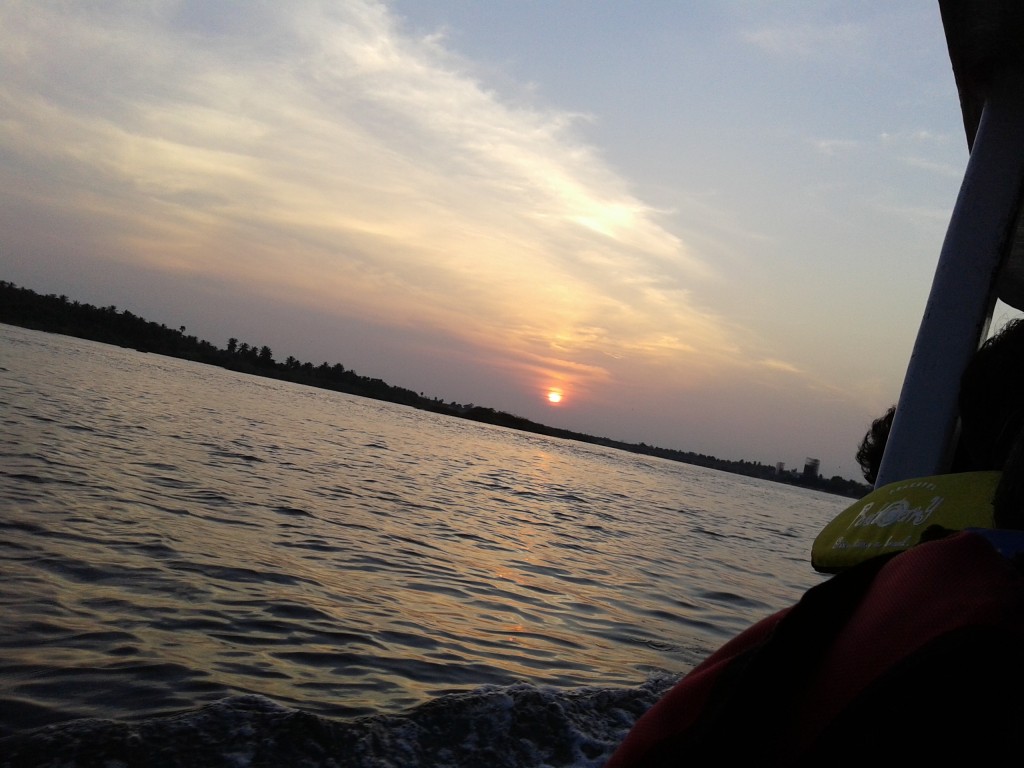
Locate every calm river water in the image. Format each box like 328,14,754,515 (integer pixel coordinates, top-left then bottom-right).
0,323,845,767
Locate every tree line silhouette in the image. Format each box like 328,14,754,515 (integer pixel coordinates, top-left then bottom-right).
0,280,869,497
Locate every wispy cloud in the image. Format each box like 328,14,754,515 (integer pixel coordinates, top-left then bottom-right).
1,1,767,396
902,156,964,179
812,138,860,156
880,130,950,145
743,21,867,59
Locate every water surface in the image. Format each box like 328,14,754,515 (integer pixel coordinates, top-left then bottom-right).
0,324,844,765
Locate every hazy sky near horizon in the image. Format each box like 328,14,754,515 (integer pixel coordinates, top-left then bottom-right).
0,1,1002,479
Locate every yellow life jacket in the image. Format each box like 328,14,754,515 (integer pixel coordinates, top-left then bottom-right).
811,471,999,572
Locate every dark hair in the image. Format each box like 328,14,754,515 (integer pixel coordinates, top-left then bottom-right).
957,319,1024,527
856,405,896,485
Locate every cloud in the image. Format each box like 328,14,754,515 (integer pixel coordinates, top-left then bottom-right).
757,358,803,375
1,3,738,378
901,157,964,179
880,130,949,146
742,21,866,60
812,139,860,156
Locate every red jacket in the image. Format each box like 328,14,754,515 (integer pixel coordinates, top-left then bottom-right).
606,531,1024,766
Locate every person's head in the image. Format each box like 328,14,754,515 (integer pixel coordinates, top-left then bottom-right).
957,319,1024,470
856,319,1024,520
856,405,896,485
957,318,1024,527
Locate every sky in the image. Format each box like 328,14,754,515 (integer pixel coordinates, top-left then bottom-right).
0,1,1008,481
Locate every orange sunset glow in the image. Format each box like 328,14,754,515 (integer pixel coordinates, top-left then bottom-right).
546,390,563,405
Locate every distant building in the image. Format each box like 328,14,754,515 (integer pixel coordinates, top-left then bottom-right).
803,457,820,479
776,461,786,474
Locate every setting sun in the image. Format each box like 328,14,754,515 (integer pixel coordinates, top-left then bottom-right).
546,389,563,404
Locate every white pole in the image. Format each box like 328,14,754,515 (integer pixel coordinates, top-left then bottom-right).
875,68,1024,487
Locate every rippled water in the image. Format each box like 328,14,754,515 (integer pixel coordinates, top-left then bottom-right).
0,323,844,766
